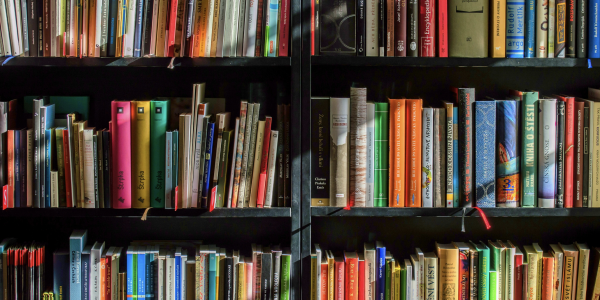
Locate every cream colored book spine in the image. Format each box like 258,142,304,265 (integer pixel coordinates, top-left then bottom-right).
51,170,59,207
575,243,590,300
330,98,350,207
248,120,265,207
83,128,96,208
264,130,279,208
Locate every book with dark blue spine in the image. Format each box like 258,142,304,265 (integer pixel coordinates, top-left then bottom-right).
70,230,87,300
102,131,111,208
524,0,535,57
133,0,145,57
138,246,146,300
474,101,496,207
14,130,21,207
81,245,92,300
208,246,217,300
506,0,525,57
201,123,215,208
453,106,459,207
376,241,386,300
53,250,70,300
589,0,600,57
146,247,154,300
127,246,135,300
107,0,119,56
40,104,55,208
175,247,181,300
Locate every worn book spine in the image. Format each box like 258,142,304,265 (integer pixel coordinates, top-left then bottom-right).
567,0,576,56
244,104,261,206
549,0,556,56
556,0,566,57
557,100,566,208
238,104,255,207
536,0,548,57
497,100,520,207
582,106,590,207
388,99,404,207
407,0,417,56
575,245,589,300
405,100,422,207
418,0,434,56
357,0,366,56
457,89,474,207
330,98,350,207
311,98,330,206
232,102,248,207
506,0,525,57
366,0,378,56
475,101,496,208
538,99,557,208
350,87,367,207
521,92,539,207
564,96,575,207
433,108,446,207
575,102,584,207
421,108,434,207
524,0,535,57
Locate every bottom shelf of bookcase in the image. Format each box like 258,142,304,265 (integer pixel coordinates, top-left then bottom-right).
311,207,600,217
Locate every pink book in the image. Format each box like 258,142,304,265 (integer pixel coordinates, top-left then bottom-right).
278,0,290,56
111,101,132,208
245,258,253,300
438,0,448,57
256,117,272,207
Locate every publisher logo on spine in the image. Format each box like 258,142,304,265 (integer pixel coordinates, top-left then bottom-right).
332,115,348,128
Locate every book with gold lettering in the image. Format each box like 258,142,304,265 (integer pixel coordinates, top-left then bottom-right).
388,99,405,207
436,243,458,300
524,245,539,300
405,99,422,207
559,243,580,300
345,252,359,300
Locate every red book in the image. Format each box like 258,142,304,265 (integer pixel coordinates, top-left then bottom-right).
335,256,345,300
7,130,14,208
514,249,524,300
321,263,329,300
111,101,132,208
574,101,585,207
310,0,315,55
438,0,447,57
358,254,365,300
558,95,575,207
166,0,179,57
256,0,265,56
541,253,555,300
394,0,407,56
63,132,73,207
418,0,436,56
256,117,273,207
278,0,290,56
345,252,359,300
7,99,19,130
106,255,112,300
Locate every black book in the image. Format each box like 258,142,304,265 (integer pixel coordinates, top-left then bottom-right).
577,0,587,57
310,97,330,206
102,131,111,208
276,105,284,207
141,0,154,56
357,0,366,56
107,0,119,56
457,88,474,207
81,245,92,300
378,0,384,56
93,135,100,208
260,249,272,300
37,0,43,56
225,257,233,300
319,0,356,55
283,104,291,207
183,0,194,57
556,100,566,207
567,0,576,57
28,0,38,57
407,0,418,56
583,106,590,207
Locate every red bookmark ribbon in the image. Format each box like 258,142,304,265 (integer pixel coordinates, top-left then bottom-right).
174,187,179,211
474,207,491,230
209,187,217,212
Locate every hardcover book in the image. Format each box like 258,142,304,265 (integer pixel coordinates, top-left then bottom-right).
407,0,418,56
389,99,405,207
506,0,525,57
474,101,496,208
519,91,539,208
111,101,132,209
418,0,435,56
330,98,350,207
350,87,367,207
448,0,489,57
366,103,375,207
394,0,407,56
405,99,422,207
556,0,566,57
320,0,356,55
421,108,434,207
536,0,549,57
442,101,455,207
366,0,378,56
456,88,474,207
538,98,557,208
574,101,585,207
150,100,169,208
375,102,389,207
131,101,150,209
557,100,566,208
433,108,446,207
589,0,599,57
436,243,459,300
496,100,520,207
524,0,535,57
490,0,504,57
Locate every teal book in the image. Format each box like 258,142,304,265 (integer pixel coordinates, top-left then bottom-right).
172,131,179,198
25,96,91,120
150,100,169,208
208,247,217,300
69,230,87,300
374,103,389,207
471,241,490,300
521,91,539,207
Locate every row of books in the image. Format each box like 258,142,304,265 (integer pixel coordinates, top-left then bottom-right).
310,86,600,208
311,0,600,58
61,230,292,300
0,83,292,209
0,239,46,300
0,0,291,58
310,241,598,300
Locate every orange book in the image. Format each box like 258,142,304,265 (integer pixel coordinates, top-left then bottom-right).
7,130,14,208
405,99,422,207
321,262,328,300
389,99,406,207
100,256,106,300
345,252,359,300
542,253,555,300
88,0,97,57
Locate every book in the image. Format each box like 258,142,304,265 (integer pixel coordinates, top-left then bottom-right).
254,118,272,208
330,98,349,207
215,130,232,208
376,242,386,300
559,96,576,207
550,245,564,300
265,130,279,207
212,112,232,206
366,103,375,207
588,248,600,300
456,88,474,207
560,244,580,300
82,128,96,208
394,0,406,56
150,100,169,208
519,91,539,207
319,0,356,55
536,0,549,57
243,104,260,207
405,99,422,207
452,242,470,300
575,243,590,300
556,0,566,57
436,243,459,300
389,99,405,207
549,0,556,56
448,0,489,57
350,86,367,207
589,0,599,57
70,230,88,300
421,108,434,207
131,101,150,208
471,241,490,300
386,0,394,57
346,252,359,300
506,0,525,57
364,244,376,300
538,98,557,208
232,102,249,207
111,101,131,208
557,100,566,207
496,100,519,207
567,0,576,57
474,101,496,208
523,246,539,300
575,101,585,207
201,123,215,207
489,241,506,300
433,108,446,207
468,244,479,300
524,0,535,57
418,0,434,56
375,102,389,207
407,0,417,56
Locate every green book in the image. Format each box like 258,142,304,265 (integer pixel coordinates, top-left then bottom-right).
400,262,407,300
488,241,505,300
471,241,490,300
55,128,67,207
150,100,170,208
533,243,543,300
280,249,292,300
521,91,539,207
25,96,91,120
489,271,497,300
216,130,232,208
385,252,393,300
374,103,389,207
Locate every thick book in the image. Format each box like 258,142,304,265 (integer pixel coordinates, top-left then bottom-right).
436,243,459,300
350,87,367,207
560,244,579,300
496,100,519,207
506,0,525,57
319,0,356,55
418,0,434,56
150,100,169,208
232,102,248,208
237,103,254,207
519,91,539,207
538,99,557,208
131,101,150,208
456,88,474,207
254,118,272,208
389,99,405,207
558,96,576,207
448,0,489,57
421,108,434,207
405,100,422,207
452,242,470,300
111,101,132,208
474,101,496,207
216,130,232,208
472,241,490,300
330,98,350,207
556,0,566,57
566,0,576,57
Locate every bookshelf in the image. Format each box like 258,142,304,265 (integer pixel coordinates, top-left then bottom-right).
0,57,293,67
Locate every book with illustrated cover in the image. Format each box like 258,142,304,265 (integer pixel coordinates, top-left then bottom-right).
496,100,519,207
474,101,496,208
421,108,434,208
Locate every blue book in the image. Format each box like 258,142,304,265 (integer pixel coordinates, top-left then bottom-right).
452,107,459,207
496,101,520,207
81,245,92,300
14,130,21,208
175,247,181,300
266,0,280,57
45,129,53,207
39,104,55,208
53,250,70,300
474,101,496,207
133,0,144,57
138,246,146,300
506,0,526,57
590,0,600,58
208,247,217,300
375,241,386,300
127,246,135,300
201,123,215,208
524,0,535,57
69,230,88,300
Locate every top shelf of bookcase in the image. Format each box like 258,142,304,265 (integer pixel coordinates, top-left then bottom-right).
311,207,600,217
0,57,292,67
311,56,600,68
0,207,291,218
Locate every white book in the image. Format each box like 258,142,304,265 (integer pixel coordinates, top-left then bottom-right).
181,249,188,300
248,120,265,207
166,251,174,300
422,108,434,207
90,242,105,300
20,0,28,55
405,259,413,300
365,0,377,56
5,0,21,55
229,0,240,55
235,0,245,56
550,244,564,300
0,28,3,55
503,241,516,300
0,0,10,56
204,0,216,56
157,249,166,300
222,0,234,56
13,0,22,54
191,112,208,207
366,102,375,207
181,114,193,208
95,0,104,56
538,98,557,208
83,129,96,208
237,103,255,207
364,243,376,300
51,170,59,207
410,254,420,300
242,0,257,56
123,0,137,57
110,247,121,300
57,0,66,55
416,248,424,300
227,118,240,207
215,0,227,57
264,130,278,208
314,244,322,300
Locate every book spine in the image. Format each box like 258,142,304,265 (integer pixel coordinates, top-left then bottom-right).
366,0,378,56
575,103,584,207
140,0,153,56
506,0,525,57
458,89,474,207
496,101,520,207
56,131,66,206
524,0,535,57
405,100,422,207
389,99,405,207
132,0,144,56
557,101,566,208
538,100,557,208
565,97,575,207
265,131,279,207
421,108,434,207
330,98,350,207
386,0,394,56
549,0,556,56
479,249,490,300
107,0,118,55
556,0,566,56
366,104,375,207
491,0,507,57
577,0,586,57
277,105,285,206
418,0,434,56
469,250,478,300
453,107,459,207
150,102,167,208
438,0,447,57
216,131,231,207
111,102,132,208
536,0,548,57
583,107,590,207
407,0,417,56
243,0,258,57
575,249,589,300
592,102,600,207
433,109,445,208
445,103,454,207
567,0,576,56
238,104,255,207
232,104,248,207
201,123,215,207
357,0,366,56
475,101,496,208
255,119,272,207
374,102,389,207
378,0,384,56
589,0,599,57
27,130,33,207
350,87,367,207
541,256,554,300
521,92,539,207
394,0,406,56
376,247,385,300
277,0,290,56
244,106,261,206
131,102,150,208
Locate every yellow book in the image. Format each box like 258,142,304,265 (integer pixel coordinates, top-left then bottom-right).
77,121,88,207
116,0,125,56
435,243,458,300
131,101,151,208
524,245,539,300
327,250,335,300
238,261,246,300
533,243,544,300
88,0,96,57
311,251,318,300
490,0,506,57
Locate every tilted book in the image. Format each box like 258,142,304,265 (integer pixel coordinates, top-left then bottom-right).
350,86,367,207
496,100,519,207
330,98,350,207
474,101,496,208
255,118,272,208
243,104,260,207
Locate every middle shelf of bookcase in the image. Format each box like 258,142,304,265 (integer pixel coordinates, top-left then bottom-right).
311,207,600,217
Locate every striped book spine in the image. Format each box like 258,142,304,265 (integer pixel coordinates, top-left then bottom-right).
474,101,496,207
374,103,389,207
